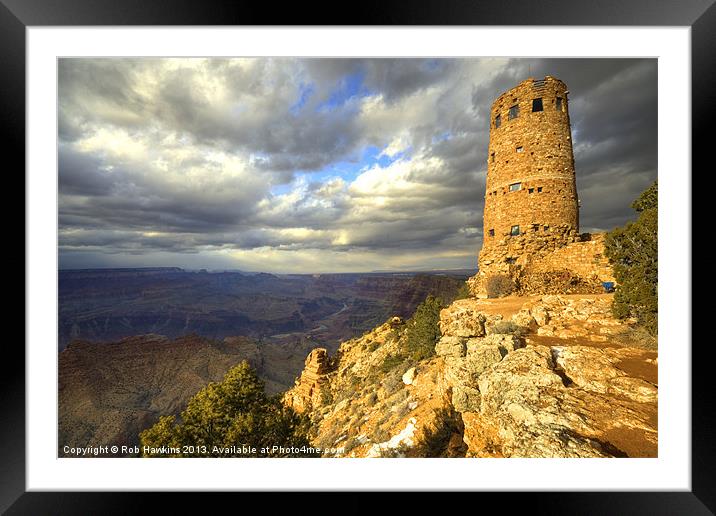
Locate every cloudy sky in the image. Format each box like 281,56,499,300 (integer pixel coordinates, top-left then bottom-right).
58,58,657,273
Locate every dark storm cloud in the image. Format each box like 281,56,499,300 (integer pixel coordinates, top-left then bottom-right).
58,146,115,196
58,57,657,271
301,58,455,104
363,59,457,102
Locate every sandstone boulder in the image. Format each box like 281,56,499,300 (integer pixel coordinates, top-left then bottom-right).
451,384,481,412
554,346,658,403
531,304,550,326
402,367,416,385
435,336,466,358
511,309,537,331
439,300,487,338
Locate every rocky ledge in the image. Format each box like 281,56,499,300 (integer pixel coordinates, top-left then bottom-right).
285,293,657,458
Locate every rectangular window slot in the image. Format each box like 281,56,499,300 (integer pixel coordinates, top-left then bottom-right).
537,187,543,193
528,188,534,194
556,97,563,111
509,183,521,192
489,229,495,237
532,98,543,112
516,146,524,153
495,114,501,128
508,105,519,120
491,152,495,162
505,257,517,264
510,225,520,236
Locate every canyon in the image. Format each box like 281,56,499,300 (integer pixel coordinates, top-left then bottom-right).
58,269,470,455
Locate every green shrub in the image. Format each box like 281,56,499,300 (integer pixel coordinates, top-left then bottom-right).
139,361,317,457
454,281,471,300
485,274,515,298
604,181,658,335
489,320,527,336
380,370,403,395
320,390,334,406
371,427,391,443
404,295,444,361
380,353,407,373
415,407,465,458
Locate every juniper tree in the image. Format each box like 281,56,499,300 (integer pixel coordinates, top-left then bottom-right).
139,361,316,457
604,181,658,335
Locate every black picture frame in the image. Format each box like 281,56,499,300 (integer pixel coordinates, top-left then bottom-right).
4,0,707,512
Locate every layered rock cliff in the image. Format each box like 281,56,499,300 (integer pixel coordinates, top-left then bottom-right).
58,333,316,456
284,293,657,458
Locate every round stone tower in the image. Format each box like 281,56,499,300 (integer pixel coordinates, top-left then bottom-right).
476,76,581,288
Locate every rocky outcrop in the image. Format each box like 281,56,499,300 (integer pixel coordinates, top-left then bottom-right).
283,320,461,458
522,294,634,341
284,348,334,413
286,293,657,458
437,294,657,458
464,343,657,457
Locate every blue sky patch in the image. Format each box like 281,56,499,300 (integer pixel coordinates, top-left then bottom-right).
289,82,316,114
317,71,370,112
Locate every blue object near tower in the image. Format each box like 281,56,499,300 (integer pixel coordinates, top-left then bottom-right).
602,282,615,293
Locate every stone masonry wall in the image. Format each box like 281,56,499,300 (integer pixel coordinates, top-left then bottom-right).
470,232,615,296
482,75,578,259
527,233,615,283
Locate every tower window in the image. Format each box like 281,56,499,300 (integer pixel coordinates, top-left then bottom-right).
543,225,549,232
509,182,521,192
532,224,540,232
505,257,517,264
528,188,534,194
511,225,520,236
516,146,524,153
532,98,543,112
495,114,501,128
508,105,519,120
488,229,495,237
556,97,563,111
491,152,495,162
537,187,543,193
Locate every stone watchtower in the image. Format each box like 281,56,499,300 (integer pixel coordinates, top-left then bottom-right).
474,76,591,293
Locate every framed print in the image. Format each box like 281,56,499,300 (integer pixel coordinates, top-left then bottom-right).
5,0,709,512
